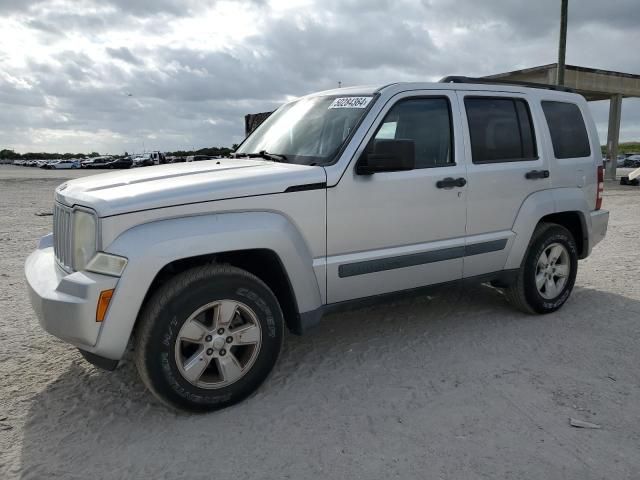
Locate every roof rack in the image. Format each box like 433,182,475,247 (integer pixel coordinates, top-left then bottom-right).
439,76,576,93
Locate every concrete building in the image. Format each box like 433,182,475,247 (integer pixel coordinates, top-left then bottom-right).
485,64,640,179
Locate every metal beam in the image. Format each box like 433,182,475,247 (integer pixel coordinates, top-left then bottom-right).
606,94,623,180
556,0,568,85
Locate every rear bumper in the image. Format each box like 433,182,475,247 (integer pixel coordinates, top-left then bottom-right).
589,209,609,251
25,234,119,350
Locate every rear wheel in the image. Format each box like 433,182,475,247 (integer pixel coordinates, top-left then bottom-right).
506,223,578,314
135,264,284,412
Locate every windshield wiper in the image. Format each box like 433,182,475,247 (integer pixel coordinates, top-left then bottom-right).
233,150,287,163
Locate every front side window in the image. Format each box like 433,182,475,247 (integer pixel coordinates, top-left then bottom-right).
465,97,537,163
371,97,453,168
541,101,591,159
236,95,374,166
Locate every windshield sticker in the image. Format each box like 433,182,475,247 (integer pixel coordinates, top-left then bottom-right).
328,97,372,109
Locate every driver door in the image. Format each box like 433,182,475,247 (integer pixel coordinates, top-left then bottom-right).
326,91,468,303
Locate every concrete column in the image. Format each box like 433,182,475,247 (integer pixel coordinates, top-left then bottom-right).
556,0,568,85
606,94,623,180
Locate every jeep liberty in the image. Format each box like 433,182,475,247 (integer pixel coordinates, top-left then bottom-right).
26,78,609,411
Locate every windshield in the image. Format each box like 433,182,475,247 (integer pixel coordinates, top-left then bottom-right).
236,95,375,165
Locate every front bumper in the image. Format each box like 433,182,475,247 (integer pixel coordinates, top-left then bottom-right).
589,209,609,250
25,234,119,350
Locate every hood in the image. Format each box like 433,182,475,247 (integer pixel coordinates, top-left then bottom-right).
55,159,326,217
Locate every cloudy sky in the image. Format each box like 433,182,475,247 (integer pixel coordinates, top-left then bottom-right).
1,0,639,154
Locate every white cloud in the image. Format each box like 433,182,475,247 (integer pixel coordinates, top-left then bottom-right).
0,0,638,153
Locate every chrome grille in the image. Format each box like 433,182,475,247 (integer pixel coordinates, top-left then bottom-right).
53,203,73,271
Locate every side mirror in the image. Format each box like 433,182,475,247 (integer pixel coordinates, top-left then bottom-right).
356,139,415,175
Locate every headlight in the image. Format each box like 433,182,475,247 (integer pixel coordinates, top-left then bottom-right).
72,210,97,270
86,252,127,277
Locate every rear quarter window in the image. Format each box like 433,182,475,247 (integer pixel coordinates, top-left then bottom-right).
541,101,591,159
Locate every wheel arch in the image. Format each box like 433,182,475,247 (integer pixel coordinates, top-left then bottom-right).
93,212,323,361
506,188,591,269
139,248,304,336
537,211,587,258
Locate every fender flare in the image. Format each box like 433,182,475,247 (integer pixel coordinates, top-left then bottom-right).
94,211,323,360
505,188,590,270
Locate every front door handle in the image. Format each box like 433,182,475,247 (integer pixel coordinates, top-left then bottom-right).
436,177,467,189
525,169,550,180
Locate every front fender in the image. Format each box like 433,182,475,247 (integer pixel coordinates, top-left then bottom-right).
93,212,323,360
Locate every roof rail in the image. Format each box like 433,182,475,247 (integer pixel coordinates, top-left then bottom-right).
439,76,576,93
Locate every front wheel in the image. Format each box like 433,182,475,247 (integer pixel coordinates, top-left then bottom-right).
506,223,578,314
135,264,284,412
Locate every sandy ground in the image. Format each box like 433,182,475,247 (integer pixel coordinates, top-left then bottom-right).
0,164,639,479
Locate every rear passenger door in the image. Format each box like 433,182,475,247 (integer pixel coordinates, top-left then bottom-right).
458,93,551,277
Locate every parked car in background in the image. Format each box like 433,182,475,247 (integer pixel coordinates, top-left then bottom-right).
604,155,627,167
132,151,166,167
103,157,133,169
623,155,640,168
81,156,112,169
42,159,79,169
132,154,154,167
133,151,166,167
147,151,166,165
186,155,220,162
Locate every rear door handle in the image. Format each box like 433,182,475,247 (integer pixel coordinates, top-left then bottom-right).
436,177,467,189
525,169,550,180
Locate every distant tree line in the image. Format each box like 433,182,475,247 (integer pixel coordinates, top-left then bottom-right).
0,145,239,161
600,142,640,156
0,149,101,160
167,146,238,158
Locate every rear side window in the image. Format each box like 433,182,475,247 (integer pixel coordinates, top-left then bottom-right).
541,101,591,158
465,97,537,163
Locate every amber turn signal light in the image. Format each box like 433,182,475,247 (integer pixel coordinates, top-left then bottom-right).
96,289,114,322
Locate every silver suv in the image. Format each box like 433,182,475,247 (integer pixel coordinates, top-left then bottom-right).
26,78,609,411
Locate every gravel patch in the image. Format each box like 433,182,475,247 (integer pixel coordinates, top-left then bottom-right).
1,165,639,479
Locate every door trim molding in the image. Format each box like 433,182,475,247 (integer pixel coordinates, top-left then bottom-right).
338,238,507,278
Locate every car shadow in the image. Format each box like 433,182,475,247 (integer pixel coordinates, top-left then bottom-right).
16,284,640,479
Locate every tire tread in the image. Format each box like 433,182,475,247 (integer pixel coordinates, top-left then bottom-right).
506,222,573,314
134,263,280,410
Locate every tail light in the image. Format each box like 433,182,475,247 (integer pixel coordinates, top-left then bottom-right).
596,165,604,210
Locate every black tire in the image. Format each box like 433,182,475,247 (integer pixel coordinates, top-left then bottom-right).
506,223,578,314
135,264,284,412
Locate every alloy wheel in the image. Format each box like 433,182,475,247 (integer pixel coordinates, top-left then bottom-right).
535,242,570,300
174,300,262,389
